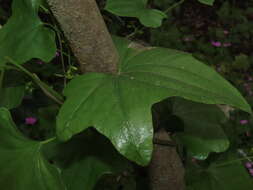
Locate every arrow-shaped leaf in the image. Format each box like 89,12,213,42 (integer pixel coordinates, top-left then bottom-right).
57,37,251,165
0,0,56,66
0,108,65,190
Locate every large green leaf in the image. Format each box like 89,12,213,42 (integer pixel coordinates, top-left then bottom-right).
172,98,229,160
0,0,56,66
57,37,251,165
186,152,253,190
105,0,167,27
0,86,25,109
0,108,65,190
198,0,215,6
45,130,130,190
0,69,26,109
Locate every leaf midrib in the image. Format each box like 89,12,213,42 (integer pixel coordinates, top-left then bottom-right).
112,77,145,161
124,63,238,96
122,70,241,105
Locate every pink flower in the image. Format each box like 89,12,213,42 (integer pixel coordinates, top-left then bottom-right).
223,30,229,35
245,86,251,91
249,168,253,176
244,83,252,95
243,83,250,87
55,51,60,57
246,131,251,137
211,41,222,47
183,36,193,42
248,77,253,81
37,61,44,65
245,162,253,169
216,65,222,72
25,117,37,125
223,42,232,47
240,120,248,125
191,158,197,163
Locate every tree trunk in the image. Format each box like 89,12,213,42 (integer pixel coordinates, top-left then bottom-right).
47,0,185,189
47,0,118,73
150,129,185,190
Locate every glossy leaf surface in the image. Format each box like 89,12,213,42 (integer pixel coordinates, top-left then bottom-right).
172,98,229,160
0,0,56,66
57,37,250,165
0,108,65,190
105,0,167,27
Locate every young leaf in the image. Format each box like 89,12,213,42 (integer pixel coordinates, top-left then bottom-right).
105,0,167,27
0,0,56,66
198,0,215,6
45,130,131,190
57,38,251,165
172,98,229,160
0,108,65,190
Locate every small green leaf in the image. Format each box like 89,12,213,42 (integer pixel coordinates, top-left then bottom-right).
105,0,167,27
233,54,250,70
198,0,215,6
0,0,56,66
172,98,229,160
45,130,130,190
57,37,250,165
0,86,25,109
0,108,65,190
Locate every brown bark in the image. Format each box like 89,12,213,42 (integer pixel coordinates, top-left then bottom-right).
47,0,185,189
150,129,185,190
47,0,118,73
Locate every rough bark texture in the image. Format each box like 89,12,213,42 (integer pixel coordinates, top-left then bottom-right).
47,0,118,73
149,129,185,190
48,1,185,189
